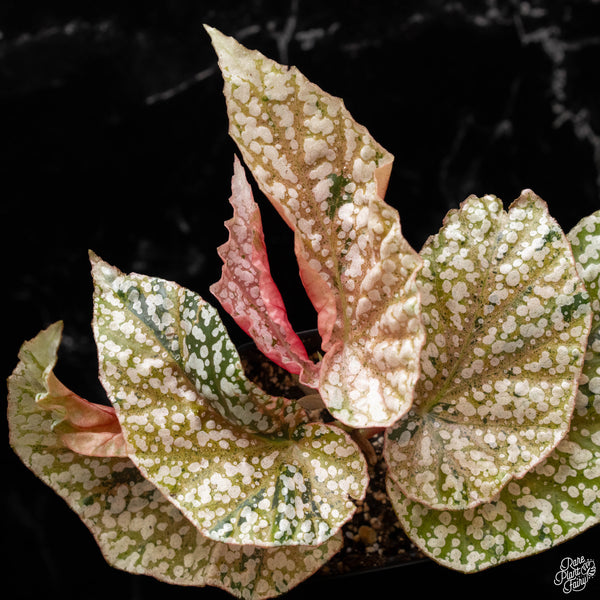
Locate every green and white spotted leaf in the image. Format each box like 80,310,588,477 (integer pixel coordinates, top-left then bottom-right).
91,253,368,547
385,191,592,510
386,210,600,572
207,26,424,428
569,210,600,325
7,322,344,599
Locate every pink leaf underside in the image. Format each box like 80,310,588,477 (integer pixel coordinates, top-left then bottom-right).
38,373,128,457
208,27,426,428
294,232,338,350
211,157,320,387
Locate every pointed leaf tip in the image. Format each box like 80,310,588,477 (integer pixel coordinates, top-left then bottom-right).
203,23,220,40
206,26,240,63
212,26,423,429
93,256,368,547
8,321,127,460
211,156,320,386
8,324,344,598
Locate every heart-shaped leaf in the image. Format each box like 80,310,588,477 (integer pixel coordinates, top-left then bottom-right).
7,322,343,599
211,156,320,387
386,210,600,572
91,253,368,547
385,192,592,510
206,26,424,428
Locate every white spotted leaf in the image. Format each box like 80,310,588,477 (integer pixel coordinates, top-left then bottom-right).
91,253,368,547
385,192,592,510
207,26,425,428
386,209,600,572
7,321,128,458
7,322,343,599
569,210,600,325
210,156,320,387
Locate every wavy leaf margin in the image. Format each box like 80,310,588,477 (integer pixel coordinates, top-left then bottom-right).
206,25,425,428
385,192,592,510
386,209,600,572
7,321,344,599
91,252,368,547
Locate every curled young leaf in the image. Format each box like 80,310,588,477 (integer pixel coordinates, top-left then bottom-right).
211,156,320,387
385,192,592,510
206,26,424,428
386,210,600,572
7,323,343,599
8,321,127,457
91,253,368,547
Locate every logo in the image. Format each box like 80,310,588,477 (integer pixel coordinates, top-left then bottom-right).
554,556,597,593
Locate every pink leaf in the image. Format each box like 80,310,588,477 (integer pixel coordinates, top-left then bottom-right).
211,157,320,386
38,371,128,457
294,235,337,351
208,28,425,428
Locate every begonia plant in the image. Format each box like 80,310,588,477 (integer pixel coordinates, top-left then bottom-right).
7,26,600,599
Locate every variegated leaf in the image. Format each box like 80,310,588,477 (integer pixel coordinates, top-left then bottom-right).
207,26,424,428
386,210,600,572
211,156,320,387
569,210,600,328
8,321,127,457
385,192,592,510
7,322,343,599
91,253,368,547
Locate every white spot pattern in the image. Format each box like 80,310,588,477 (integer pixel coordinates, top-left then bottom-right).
91,253,368,547
7,323,343,599
385,208,600,573
385,192,592,510
210,156,320,387
207,26,425,428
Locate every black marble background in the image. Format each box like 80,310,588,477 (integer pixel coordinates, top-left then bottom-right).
2,1,599,598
